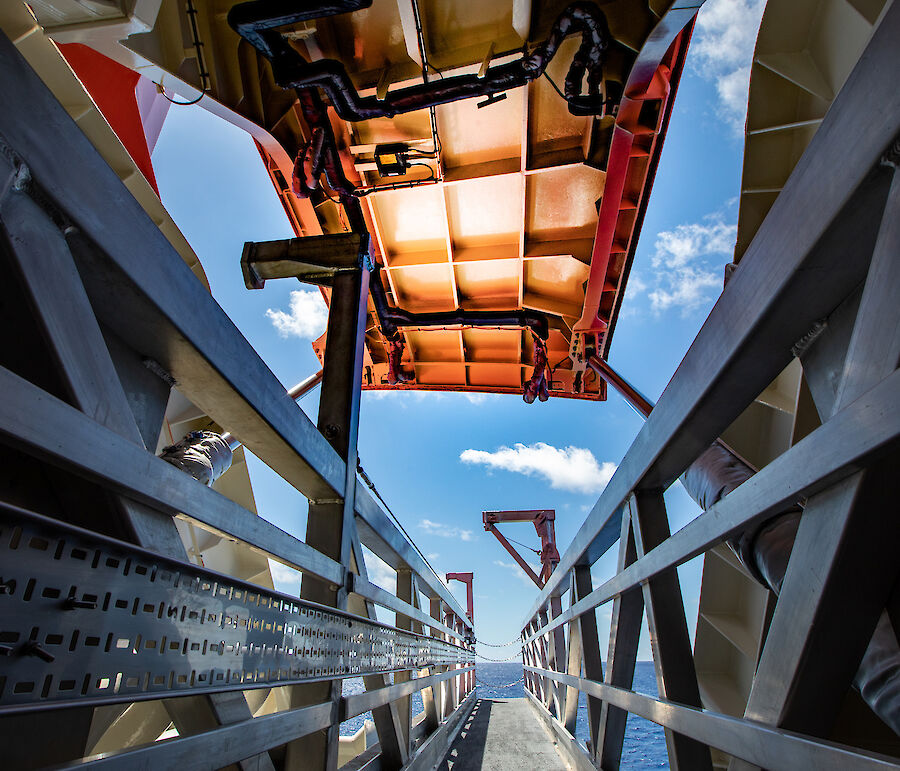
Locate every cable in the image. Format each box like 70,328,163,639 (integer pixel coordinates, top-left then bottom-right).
504,535,541,556
158,88,205,106
356,461,446,591
405,162,437,182
548,354,571,382
542,71,567,101
158,0,209,106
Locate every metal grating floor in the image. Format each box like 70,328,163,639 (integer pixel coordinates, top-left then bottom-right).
437,698,567,770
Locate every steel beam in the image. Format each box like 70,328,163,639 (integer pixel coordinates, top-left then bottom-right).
287,264,371,771
630,492,711,770
563,574,584,734
597,514,641,770
0,363,344,585
0,187,272,769
355,489,472,627
522,364,900,645
522,0,900,622
0,32,347,501
394,569,414,755
55,703,333,770
343,667,476,722
524,666,900,770
742,161,900,738
547,594,568,719
347,559,409,771
351,576,461,641
241,233,368,288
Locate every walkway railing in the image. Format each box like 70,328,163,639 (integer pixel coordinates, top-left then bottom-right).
520,4,900,769
0,27,473,771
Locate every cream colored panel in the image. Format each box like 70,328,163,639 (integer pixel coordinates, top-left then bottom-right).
371,184,450,254
436,89,525,171
526,165,605,240
446,174,523,249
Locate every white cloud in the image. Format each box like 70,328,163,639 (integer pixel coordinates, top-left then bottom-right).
268,559,302,595
494,559,541,587
691,0,766,131
426,552,440,561
648,270,721,313
627,273,648,296
363,549,396,592
265,289,328,339
651,220,736,271
460,442,616,495
419,518,474,542
463,392,503,405
646,217,735,314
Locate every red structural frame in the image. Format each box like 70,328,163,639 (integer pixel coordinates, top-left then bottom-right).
574,17,696,362
59,43,168,196
483,510,560,588
445,572,474,623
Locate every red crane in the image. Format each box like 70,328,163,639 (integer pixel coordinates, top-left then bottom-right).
482,510,560,588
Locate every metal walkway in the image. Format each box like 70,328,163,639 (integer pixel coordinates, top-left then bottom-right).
437,699,567,770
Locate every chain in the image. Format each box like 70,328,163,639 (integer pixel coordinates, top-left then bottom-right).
475,673,524,689
475,636,523,648
475,650,524,663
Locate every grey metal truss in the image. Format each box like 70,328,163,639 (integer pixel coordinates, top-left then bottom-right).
518,3,900,769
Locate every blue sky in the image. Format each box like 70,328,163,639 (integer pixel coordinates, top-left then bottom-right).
152,0,764,661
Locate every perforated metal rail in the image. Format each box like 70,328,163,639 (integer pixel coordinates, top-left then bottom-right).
0,505,469,712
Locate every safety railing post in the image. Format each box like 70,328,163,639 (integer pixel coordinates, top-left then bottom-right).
395,568,414,754
285,264,371,771
597,510,642,768
630,491,711,770
573,565,604,752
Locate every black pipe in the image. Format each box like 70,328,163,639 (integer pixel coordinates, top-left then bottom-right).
230,1,611,118
227,0,373,59
383,306,550,340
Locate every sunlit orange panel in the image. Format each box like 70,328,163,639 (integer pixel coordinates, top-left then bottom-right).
523,256,590,317
406,329,462,363
390,264,456,313
415,363,467,386
468,363,525,388
372,185,448,255
526,166,606,241
437,90,524,171
528,39,593,169
455,259,519,310
462,329,522,363
446,175,522,249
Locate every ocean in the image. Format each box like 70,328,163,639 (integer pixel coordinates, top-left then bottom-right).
340,661,668,769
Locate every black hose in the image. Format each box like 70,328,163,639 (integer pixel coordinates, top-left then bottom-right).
227,0,373,59
229,1,611,118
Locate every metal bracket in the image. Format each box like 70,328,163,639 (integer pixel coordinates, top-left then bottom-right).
241,232,373,289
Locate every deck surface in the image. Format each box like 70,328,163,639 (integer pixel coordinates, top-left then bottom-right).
437,698,567,770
